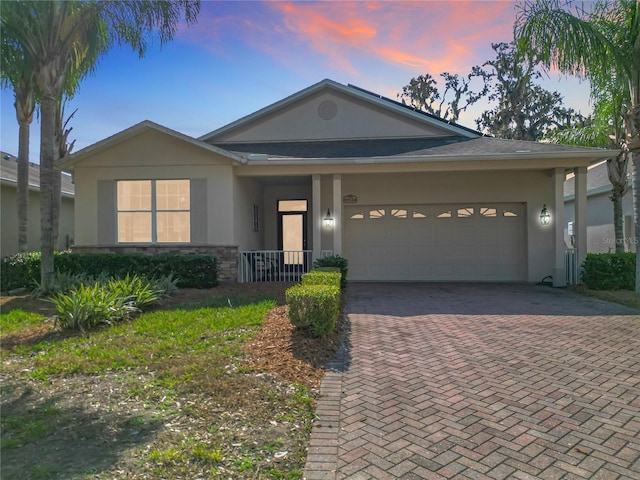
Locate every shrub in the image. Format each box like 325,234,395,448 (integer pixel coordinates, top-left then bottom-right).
286,283,340,337
313,255,348,288
51,283,137,331
106,274,160,310
1,252,217,292
50,274,163,331
581,253,635,290
301,269,341,288
1,252,41,292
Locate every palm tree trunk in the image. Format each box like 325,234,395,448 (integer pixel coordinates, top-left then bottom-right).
633,152,640,292
612,192,625,253
15,79,35,253
39,94,57,289
17,120,30,252
52,170,61,250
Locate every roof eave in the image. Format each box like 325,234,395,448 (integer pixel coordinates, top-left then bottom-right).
242,150,618,166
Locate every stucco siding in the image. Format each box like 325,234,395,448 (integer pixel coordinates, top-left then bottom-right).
71,130,238,247
233,176,263,251
215,91,453,143
1,185,74,257
75,129,232,168
341,171,552,283
565,190,636,253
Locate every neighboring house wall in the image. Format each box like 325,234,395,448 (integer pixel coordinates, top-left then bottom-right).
1,152,75,257
564,161,635,254
1,184,74,256
565,189,635,253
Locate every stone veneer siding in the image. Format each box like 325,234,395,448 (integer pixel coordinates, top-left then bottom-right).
71,245,239,283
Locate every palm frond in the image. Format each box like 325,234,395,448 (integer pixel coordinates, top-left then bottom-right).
515,0,625,79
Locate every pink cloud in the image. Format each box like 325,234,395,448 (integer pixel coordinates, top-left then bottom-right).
268,1,516,75
179,1,519,79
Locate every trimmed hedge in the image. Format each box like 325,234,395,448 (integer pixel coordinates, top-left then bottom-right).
286,283,340,337
0,251,41,292
301,268,341,288
581,253,635,291
313,255,348,289
1,251,217,292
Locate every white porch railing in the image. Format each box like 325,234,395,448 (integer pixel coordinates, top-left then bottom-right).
565,248,579,285
238,250,334,283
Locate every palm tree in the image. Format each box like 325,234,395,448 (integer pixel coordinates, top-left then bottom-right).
515,0,640,289
1,0,200,289
1,38,36,252
546,74,630,253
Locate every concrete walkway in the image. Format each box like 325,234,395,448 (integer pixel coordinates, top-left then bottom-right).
303,283,640,480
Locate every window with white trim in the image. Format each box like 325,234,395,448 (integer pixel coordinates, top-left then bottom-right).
117,180,190,243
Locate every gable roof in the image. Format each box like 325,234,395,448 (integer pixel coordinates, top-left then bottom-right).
59,120,246,171
199,79,482,142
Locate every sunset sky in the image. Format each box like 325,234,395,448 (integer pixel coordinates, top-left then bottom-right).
0,1,592,164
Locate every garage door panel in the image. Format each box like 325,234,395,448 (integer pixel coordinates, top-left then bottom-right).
345,203,525,282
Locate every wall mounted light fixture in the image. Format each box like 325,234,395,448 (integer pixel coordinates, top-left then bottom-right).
323,208,334,228
540,204,551,225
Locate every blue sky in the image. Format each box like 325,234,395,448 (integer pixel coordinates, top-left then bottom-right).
1,1,592,164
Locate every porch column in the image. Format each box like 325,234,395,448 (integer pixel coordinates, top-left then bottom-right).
574,166,588,276
312,174,322,261
333,174,342,256
553,168,566,287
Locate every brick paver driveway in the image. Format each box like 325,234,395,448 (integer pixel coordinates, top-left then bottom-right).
304,283,640,480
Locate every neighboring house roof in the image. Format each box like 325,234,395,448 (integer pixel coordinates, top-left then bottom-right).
59,120,247,171
564,160,631,199
1,152,74,196
200,78,482,142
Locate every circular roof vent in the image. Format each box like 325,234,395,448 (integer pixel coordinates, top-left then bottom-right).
318,100,338,120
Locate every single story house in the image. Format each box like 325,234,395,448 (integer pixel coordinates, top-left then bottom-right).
59,79,615,285
1,152,75,257
564,160,635,253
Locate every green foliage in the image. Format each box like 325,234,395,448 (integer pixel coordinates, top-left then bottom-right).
1,252,217,292
50,282,137,331
312,255,348,288
286,284,340,337
581,253,635,290
50,274,168,331
301,269,341,288
1,252,41,292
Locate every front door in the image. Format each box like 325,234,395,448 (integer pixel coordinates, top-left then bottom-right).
278,200,308,268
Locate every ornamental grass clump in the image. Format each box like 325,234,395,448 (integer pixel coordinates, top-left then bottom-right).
50,274,166,331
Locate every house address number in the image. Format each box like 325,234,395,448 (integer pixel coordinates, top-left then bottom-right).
343,194,358,204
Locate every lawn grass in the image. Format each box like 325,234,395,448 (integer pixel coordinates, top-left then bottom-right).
0,309,46,335
1,294,315,479
570,285,640,310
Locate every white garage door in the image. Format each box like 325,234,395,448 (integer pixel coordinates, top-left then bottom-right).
344,203,526,281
